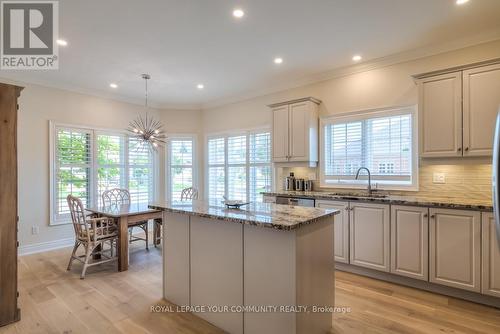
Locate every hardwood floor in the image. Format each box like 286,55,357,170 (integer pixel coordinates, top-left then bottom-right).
1,241,499,334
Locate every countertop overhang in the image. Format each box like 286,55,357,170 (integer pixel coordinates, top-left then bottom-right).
263,191,493,211
149,200,339,231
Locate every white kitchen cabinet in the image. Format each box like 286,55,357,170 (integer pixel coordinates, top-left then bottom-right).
270,98,320,164
272,105,289,162
417,72,462,158
390,206,429,281
463,63,500,156
316,200,349,264
481,212,500,298
349,202,390,272
416,61,500,158
429,208,481,292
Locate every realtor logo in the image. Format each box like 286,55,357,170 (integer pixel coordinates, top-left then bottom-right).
1,1,58,69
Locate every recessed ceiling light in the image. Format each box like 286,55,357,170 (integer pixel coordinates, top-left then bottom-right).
109,83,118,89
456,0,469,5
56,39,68,46
233,9,244,18
197,84,204,90
352,55,362,62
274,57,283,64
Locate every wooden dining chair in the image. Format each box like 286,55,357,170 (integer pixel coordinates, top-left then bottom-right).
102,188,149,250
66,195,118,279
153,187,199,247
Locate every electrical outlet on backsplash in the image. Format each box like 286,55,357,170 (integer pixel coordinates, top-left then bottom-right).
276,164,492,202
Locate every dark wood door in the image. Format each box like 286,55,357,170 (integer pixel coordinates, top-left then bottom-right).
0,83,22,327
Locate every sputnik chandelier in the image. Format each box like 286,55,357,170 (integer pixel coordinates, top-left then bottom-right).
127,74,166,152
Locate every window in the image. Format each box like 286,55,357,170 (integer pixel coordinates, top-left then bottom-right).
207,130,272,204
51,123,156,224
167,137,196,201
320,106,417,190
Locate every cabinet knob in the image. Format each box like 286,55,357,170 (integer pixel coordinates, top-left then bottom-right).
430,214,435,219
423,214,428,218
458,147,462,152
465,147,469,151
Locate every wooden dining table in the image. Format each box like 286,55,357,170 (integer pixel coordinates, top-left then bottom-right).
85,203,162,272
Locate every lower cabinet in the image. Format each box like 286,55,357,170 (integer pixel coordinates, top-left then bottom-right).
429,208,481,292
349,202,390,272
316,200,349,263
482,212,500,297
390,206,429,281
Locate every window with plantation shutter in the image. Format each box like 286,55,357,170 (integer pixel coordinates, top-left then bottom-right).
51,123,157,224
320,106,417,190
249,132,272,202
207,130,272,204
167,137,195,201
96,133,125,205
54,127,92,221
128,138,154,204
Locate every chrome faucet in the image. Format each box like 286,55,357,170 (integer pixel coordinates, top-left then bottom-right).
355,167,372,194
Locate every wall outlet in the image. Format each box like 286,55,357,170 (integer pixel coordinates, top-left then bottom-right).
433,172,446,184
32,226,39,235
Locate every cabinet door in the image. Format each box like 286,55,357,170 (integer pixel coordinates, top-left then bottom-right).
288,102,309,161
418,72,462,157
463,63,500,156
316,200,349,264
429,208,481,292
482,212,500,297
390,206,429,281
272,106,289,162
349,202,390,272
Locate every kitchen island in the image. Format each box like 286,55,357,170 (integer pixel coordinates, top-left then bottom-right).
149,200,339,334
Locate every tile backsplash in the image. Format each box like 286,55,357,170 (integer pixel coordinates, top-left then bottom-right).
278,163,492,203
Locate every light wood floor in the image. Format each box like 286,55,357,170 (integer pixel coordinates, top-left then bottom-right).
1,241,500,334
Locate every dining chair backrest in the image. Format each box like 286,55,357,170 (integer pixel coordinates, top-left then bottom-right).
67,194,90,241
181,187,199,200
102,188,131,206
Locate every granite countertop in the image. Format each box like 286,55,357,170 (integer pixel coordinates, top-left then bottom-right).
263,191,493,211
148,200,339,231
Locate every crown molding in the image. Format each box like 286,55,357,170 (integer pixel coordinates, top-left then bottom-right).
201,28,500,110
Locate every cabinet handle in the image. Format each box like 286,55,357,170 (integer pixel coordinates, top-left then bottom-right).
465,147,469,151
458,147,462,152
430,214,435,219
423,214,428,218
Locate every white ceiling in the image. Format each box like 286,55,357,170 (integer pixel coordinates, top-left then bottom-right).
2,0,500,109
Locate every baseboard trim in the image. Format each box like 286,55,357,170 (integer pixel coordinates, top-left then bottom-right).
336,263,500,309
18,237,74,256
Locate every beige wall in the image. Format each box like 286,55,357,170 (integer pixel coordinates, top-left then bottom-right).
202,39,500,203
14,83,201,250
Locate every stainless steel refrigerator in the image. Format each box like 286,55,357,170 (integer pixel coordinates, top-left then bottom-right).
492,110,500,247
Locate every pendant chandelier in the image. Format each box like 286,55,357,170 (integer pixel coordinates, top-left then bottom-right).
127,74,166,153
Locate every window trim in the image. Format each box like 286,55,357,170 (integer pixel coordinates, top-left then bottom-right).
49,121,159,225
165,134,198,202
205,127,272,202
318,105,419,191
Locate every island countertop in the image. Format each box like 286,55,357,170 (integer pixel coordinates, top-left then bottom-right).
149,200,339,231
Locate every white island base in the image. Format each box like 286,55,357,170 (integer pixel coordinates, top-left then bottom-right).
162,212,334,334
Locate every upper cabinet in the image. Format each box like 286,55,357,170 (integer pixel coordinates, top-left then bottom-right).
416,60,500,158
418,72,462,158
463,63,500,156
269,97,320,165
